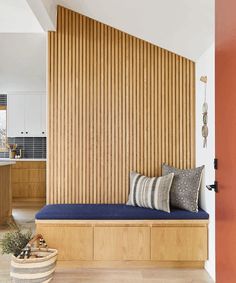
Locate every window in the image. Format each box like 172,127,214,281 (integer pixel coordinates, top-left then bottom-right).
0,102,7,152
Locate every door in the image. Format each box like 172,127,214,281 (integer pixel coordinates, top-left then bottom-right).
24,95,42,137
41,95,46,137
216,0,236,281
7,95,25,137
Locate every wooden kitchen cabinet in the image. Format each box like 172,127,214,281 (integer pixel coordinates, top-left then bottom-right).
11,161,46,205
7,94,46,137
0,164,12,224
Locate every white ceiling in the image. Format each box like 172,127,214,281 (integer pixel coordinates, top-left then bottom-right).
0,0,214,60
0,0,43,32
54,0,214,61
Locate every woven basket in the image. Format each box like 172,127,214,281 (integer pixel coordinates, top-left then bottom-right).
10,234,58,283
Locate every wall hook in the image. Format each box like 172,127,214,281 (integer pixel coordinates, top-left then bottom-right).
200,76,207,83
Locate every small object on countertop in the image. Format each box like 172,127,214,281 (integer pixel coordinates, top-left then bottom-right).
7,143,18,159
9,151,16,159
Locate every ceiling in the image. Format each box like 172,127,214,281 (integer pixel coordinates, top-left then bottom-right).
0,0,43,32
54,0,215,61
0,0,214,60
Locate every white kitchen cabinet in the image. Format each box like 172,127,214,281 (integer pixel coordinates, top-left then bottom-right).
24,95,42,137
7,94,47,137
7,95,25,137
41,95,47,136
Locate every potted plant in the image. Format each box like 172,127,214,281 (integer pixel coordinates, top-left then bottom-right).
0,229,32,257
1,229,58,282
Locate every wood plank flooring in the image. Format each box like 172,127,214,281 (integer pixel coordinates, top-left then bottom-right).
52,267,214,283
0,206,214,283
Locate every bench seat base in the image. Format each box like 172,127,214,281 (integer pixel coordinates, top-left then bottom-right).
36,219,208,268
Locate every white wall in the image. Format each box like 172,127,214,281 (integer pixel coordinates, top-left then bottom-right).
0,33,46,93
196,44,215,281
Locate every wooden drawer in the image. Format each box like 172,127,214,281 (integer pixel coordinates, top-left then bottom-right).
12,169,46,183
37,225,93,261
94,226,150,260
11,161,46,200
12,183,45,198
11,161,46,169
151,226,208,261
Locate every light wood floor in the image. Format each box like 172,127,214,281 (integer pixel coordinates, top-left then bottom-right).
0,206,214,283
51,267,214,283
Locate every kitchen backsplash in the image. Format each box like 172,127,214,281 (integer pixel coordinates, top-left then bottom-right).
0,94,7,106
0,137,47,159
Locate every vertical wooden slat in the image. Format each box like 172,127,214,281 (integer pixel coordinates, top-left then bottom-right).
72,11,76,201
78,13,83,202
165,50,169,164
122,31,126,202
125,33,129,198
47,6,196,204
47,31,52,203
179,56,183,169
183,58,187,169
100,23,105,203
161,49,165,166
103,24,108,203
150,45,155,175
172,53,176,167
68,9,72,203
186,59,190,168
169,53,172,166
157,48,162,175
75,11,79,202
190,61,196,167
143,41,147,175
82,15,86,203
93,21,96,202
54,14,58,204
61,7,65,203
57,8,61,203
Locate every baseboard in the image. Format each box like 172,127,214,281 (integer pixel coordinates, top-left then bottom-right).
12,198,46,208
56,260,205,269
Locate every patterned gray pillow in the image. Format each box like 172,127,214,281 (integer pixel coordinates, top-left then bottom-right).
127,171,174,213
162,164,204,212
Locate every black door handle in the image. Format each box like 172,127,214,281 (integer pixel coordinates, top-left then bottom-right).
206,181,218,193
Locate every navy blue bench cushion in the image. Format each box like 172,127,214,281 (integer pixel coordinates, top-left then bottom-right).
35,204,209,220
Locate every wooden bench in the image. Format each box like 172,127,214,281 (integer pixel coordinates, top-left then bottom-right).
35,204,209,268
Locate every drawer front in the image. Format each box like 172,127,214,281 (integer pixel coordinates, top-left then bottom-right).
151,226,208,261
36,225,93,261
12,169,46,183
12,183,46,198
11,161,46,169
94,226,150,260
12,164,46,199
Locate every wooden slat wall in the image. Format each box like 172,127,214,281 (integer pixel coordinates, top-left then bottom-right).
47,6,195,204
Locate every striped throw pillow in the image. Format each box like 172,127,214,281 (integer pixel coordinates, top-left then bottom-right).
127,171,174,213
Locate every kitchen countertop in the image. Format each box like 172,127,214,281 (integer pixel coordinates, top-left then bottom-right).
0,161,16,166
0,158,46,162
